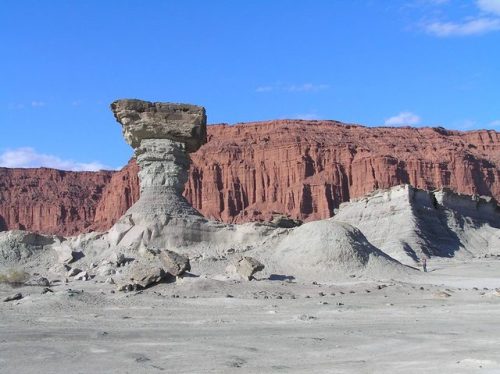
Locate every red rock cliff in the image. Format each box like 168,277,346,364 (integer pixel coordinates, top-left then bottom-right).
0,120,498,235
184,121,499,222
0,167,114,235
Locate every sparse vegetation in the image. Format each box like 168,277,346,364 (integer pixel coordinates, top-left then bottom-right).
0,269,29,286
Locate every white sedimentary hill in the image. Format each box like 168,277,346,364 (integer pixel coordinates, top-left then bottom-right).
333,184,500,266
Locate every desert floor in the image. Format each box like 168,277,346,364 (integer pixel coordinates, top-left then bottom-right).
1,259,500,374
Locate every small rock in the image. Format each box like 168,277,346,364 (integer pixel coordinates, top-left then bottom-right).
129,262,166,289
26,276,50,287
318,292,326,297
105,277,115,285
74,271,90,281
157,250,190,276
54,244,74,264
434,291,451,298
298,314,317,321
111,252,127,267
67,268,82,277
3,293,23,302
41,288,53,294
236,256,264,280
117,284,135,292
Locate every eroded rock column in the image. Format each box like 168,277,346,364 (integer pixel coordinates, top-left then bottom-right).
108,99,207,248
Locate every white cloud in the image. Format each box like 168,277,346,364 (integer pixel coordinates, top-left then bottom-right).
424,17,500,36
488,119,500,128
478,0,500,16
31,101,45,107
0,147,111,171
292,113,321,120
256,83,329,93
454,119,478,130
385,111,421,126
421,0,500,36
255,85,274,92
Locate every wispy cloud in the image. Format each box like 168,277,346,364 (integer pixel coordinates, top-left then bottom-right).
0,147,112,171
31,101,45,107
453,119,478,130
488,119,500,128
424,17,500,36
291,113,321,120
256,83,329,93
422,0,500,36
478,0,500,16
385,111,421,126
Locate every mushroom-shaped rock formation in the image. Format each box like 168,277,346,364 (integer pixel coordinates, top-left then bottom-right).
106,99,213,251
111,99,207,220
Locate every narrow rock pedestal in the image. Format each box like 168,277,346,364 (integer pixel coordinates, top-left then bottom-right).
107,99,209,250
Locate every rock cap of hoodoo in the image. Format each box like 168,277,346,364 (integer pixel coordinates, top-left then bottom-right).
110,99,207,153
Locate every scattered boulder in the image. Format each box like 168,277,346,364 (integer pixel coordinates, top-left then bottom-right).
105,277,115,285
74,271,90,281
3,293,23,302
157,250,190,276
97,265,116,277
434,291,452,298
236,257,265,280
117,284,135,292
54,244,74,264
67,268,82,277
128,262,166,289
25,276,50,287
111,252,127,267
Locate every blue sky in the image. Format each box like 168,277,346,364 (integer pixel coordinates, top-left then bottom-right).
1,0,499,170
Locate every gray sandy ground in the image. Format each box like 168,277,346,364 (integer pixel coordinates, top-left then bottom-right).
1,259,500,374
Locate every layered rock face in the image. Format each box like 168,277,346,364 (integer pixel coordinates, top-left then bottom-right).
0,167,114,235
184,121,499,223
0,120,498,235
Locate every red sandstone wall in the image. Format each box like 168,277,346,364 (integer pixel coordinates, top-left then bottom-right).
184,121,499,222
0,120,498,235
0,167,114,235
